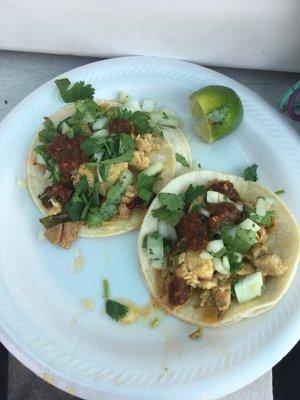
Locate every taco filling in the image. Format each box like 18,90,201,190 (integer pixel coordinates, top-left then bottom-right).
27,80,192,247
141,178,290,321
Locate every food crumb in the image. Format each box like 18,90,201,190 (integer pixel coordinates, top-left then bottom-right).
4,99,8,104
150,317,160,329
15,178,28,188
80,297,95,311
188,327,203,340
72,250,84,273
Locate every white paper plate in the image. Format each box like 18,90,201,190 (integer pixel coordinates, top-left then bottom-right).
0,56,299,400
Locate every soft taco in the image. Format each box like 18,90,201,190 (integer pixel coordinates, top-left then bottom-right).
138,170,300,327
27,79,191,248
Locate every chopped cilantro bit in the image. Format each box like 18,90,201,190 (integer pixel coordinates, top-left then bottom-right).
103,279,110,299
106,299,129,321
243,164,258,182
184,184,206,209
211,247,227,258
137,173,157,203
150,318,160,328
39,119,57,144
152,206,183,226
158,192,184,212
244,206,275,227
274,189,285,195
4,99,8,104
228,252,243,273
55,78,95,103
221,225,257,253
34,144,60,183
189,327,203,340
176,153,190,167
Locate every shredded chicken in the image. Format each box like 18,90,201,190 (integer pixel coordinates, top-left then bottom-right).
99,162,128,195
254,254,287,276
135,134,158,153
237,262,256,276
118,203,131,219
177,251,214,287
198,278,218,289
257,227,267,243
121,185,137,205
198,289,213,307
45,221,82,248
129,151,150,171
248,243,269,259
72,164,95,187
212,284,231,311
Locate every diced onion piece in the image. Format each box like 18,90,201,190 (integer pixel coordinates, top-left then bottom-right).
234,272,263,303
119,170,133,188
119,91,130,104
218,193,226,202
158,221,170,239
265,197,275,206
15,178,28,188
92,117,108,131
222,256,231,273
61,122,70,134
141,99,156,113
239,218,261,233
124,96,141,111
233,252,243,263
92,129,108,138
50,198,61,208
167,226,177,241
206,190,219,204
200,209,210,217
256,197,268,216
235,202,243,212
150,112,181,128
150,258,165,269
200,250,213,260
213,258,229,275
143,161,163,177
207,240,224,253
146,233,164,260
160,107,178,119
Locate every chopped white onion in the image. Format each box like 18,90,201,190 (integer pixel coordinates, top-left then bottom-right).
124,96,141,111
143,161,163,177
207,240,224,253
200,209,210,217
142,99,156,113
61,122,70,134
158,221,170,239
119,91,130,103
239,218,261,233
92,117,108,131
200,250,213,260
213,258,229,275
92,129,109,138
206,190,219,204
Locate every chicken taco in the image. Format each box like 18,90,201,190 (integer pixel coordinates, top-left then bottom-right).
138,170,300,326
27,79,191,247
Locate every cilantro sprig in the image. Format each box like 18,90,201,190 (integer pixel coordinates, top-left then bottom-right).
176,153,190,167
152,192,184,226
243,164,258,181
107,107,151,134
55,78,95,103
39,119,57,143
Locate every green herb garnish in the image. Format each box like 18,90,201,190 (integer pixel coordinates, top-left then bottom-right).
184,184,206,209
55,78,95,103
274,189,285,195
103,279,110,299
151,192,184,226
243,164,258,181
39,213,70,229
107,107,151,134
150,318,160,328
39,119,57,144
176,153,190,167
105,299,129,321
221,226,257,253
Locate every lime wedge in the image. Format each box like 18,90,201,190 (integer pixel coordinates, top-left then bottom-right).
189,85,243,143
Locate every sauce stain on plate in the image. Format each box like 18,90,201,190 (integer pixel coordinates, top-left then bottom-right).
42,373,55,385
72,250,84,273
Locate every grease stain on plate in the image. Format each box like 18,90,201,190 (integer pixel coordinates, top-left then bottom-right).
42,373,55,385
80,297,95,311
72,250,84,273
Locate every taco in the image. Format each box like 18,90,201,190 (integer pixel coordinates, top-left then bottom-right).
27,80,191,248
138,170,300,327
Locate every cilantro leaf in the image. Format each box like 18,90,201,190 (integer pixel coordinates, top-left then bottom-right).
55,78,95,103
228,252,243,273
34,144,60,183
221,226,257,253
158,192,184,212
244,206,275,227
106,299,128,321
65,176,90,221
176,153,190,167
39,119,57,143
137,173,157,203
86,180,126,226
243,164,258,181
184,184,206,209
152,206,183,226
